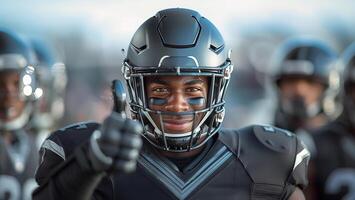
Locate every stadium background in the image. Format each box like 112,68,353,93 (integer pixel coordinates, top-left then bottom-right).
0,0,354,128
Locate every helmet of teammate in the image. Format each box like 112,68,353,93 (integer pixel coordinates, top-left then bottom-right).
341,42,355,127
0,29,39,131
273,37,338,120
121,8,233,152
30,39,67,130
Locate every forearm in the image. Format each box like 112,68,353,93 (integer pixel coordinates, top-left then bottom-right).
33,113,142,200
33,145,105,200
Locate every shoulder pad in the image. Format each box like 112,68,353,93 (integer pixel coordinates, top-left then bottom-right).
58,121,99,132
219,125,298,186
42,121,100,160
288,137,310,189
251,124,294,153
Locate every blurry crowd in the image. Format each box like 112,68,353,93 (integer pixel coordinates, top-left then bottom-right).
0,5,355,200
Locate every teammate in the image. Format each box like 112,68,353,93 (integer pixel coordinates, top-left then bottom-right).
272,38,338,153
0,29,41,200
33,8,309,200
307,43,355,200
272,38,338,132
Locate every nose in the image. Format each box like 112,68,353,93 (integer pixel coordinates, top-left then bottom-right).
293,80,309,96
0,82,18,99
165,92,189,112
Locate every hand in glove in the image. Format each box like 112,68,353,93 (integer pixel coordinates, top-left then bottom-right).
88,113,143,173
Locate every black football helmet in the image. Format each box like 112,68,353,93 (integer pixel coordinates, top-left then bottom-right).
120,8,233,152
273,37,338,121
0,29,40,130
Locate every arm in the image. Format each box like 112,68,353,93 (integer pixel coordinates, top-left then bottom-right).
33,113,143,200
227,125,311,199
285,136,311,200
33,141,109,200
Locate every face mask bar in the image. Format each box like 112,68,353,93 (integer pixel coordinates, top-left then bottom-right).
139,109,223,152
131,77,223,152
122,60,233,152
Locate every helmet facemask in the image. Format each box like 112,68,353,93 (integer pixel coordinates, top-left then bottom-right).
123,60,233,152
273,39,339,127
277,75,327,120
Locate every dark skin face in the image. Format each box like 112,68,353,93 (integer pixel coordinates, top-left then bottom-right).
145,75,209,134
278,76,327,129
279,76,325,107
145,75,209,158
0,70,26,122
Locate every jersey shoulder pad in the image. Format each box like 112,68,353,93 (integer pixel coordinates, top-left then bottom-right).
41,121,100,160
219,125,309,187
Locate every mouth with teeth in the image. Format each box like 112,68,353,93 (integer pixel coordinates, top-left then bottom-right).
162,118,194,133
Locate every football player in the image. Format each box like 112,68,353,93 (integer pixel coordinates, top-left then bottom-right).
0,29,41,200
272,38,338,153
33,8,309,200
307,42,355,200
272,38,338,132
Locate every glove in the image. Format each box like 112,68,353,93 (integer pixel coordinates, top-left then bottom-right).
88,112,143,173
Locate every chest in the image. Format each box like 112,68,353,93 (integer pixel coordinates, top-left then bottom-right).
114,150,252,200
0,133,39,200
315,134,355,200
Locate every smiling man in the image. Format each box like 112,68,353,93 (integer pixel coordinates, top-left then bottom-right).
145,76,209,134
33,8,309,200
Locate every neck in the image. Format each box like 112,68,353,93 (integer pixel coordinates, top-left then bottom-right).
158,134,212,159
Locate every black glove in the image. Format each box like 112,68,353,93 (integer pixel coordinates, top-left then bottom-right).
88,112,143,173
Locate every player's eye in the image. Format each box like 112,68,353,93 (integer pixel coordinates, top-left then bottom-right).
152,87,169,93
186,87,201,93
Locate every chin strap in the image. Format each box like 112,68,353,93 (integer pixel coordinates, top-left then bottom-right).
0,104,32,131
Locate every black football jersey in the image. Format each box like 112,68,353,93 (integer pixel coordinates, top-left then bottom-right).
34,122,309,200
311,119,355,200
0,129,40,200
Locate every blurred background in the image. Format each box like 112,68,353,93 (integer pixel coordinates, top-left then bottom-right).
1,0,354,128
